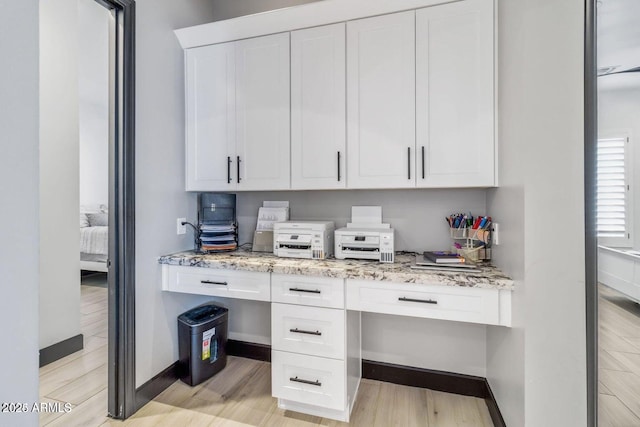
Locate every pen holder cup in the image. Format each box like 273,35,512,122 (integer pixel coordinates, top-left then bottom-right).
468,229,491,245
459,247,481,262
449,228,469,239
455,247,491,262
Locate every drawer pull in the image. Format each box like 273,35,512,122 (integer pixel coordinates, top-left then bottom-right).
201,280,228,286
289,287,321,294
289,328,322,336
290,376,321,387
398,296,437,305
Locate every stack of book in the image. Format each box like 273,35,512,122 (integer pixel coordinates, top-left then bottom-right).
411,252,481,272
423,251,466,264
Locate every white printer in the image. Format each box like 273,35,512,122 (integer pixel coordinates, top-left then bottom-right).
335,206,395,263
273,221,335,260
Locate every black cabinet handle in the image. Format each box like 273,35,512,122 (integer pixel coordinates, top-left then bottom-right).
201,280,228,286
398,296,437,304
407,147,411,180
289,328,322,336
337,151,341,182
227,156,232,184
237,156,241,183
289,376,321,387
289,287,321,294
421,146,425,179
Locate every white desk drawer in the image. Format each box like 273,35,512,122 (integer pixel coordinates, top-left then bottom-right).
272,350,345,411
162,265,270,302
345,279,500,325
272,274,344,309
272,303,345,359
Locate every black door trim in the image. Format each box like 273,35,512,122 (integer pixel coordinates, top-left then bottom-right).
584,0,598,426
95,0,136,420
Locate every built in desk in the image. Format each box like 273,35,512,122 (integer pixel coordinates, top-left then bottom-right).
159,250,513,421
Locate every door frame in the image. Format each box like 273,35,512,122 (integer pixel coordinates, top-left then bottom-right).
96,0,136,419
584,0,597,426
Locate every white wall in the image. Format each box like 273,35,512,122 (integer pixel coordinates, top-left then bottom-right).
598,83,640,248
0,0,40,425
39,0,82,350
210,0,321,22
78,0,109,207
237,189,487,251
485,1,526,424
134,0,220,388
487,0,587,426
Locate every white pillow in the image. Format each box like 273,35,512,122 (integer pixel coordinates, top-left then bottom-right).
80,213,90,228
86,213,108,227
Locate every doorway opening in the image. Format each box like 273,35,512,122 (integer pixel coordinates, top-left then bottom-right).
37,0,136,423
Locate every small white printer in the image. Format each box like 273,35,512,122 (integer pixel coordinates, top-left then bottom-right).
273,221,335,260
335,206,395,263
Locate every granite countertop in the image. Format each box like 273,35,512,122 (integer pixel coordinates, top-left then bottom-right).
158,250,514,290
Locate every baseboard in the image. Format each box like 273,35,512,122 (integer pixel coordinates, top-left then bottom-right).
39,334,83,367
362,360,506,427
133,339,268,412
133,344,506,427
227,339,271,362
135,362,179,411
484,379,507,427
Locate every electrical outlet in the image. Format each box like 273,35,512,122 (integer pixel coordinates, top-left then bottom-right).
177,218,186,235
493,223,500,245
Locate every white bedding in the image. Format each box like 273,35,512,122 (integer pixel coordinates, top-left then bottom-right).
80,226,108,255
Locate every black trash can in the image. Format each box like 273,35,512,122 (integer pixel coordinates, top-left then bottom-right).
178,303,229,386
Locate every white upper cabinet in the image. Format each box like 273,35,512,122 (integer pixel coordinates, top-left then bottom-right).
185,43,236,191
184,33,290,191
415,0,495,187
180,0,496,192
235,33,291,190
291,23,346,190
346,11,416,189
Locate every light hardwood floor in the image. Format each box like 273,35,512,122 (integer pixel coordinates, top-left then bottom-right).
40,277,494,427
598,284,640,427
39,277,109,427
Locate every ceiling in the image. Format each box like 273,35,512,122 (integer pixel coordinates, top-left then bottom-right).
597,0,640,88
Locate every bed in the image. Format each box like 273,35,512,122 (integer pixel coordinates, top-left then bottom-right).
80,205,109,273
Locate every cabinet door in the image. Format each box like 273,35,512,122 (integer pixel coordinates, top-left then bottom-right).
235,33,291,190
416,0,495,187
185,43,236,191
346,11,415,189
291,23,346,190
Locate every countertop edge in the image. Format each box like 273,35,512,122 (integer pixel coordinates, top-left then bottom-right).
157,252,515,291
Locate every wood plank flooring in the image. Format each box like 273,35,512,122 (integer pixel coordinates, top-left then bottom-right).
39,278,109,426
599,284,640,427
40,276,493,426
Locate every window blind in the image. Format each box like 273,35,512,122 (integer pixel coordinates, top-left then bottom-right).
597,137,628,240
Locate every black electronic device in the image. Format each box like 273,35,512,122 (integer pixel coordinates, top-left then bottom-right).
197,193,238,252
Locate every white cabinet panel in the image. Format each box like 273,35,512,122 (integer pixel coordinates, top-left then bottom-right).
185,43,236,191
416,0,495,187
272,350,346,411
599,248,640,302
345,279,502,326
272,303,346,360
271,274,345,309
291,23,346,190
346,11,416,189
162,265,270,302
235,33,290,190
